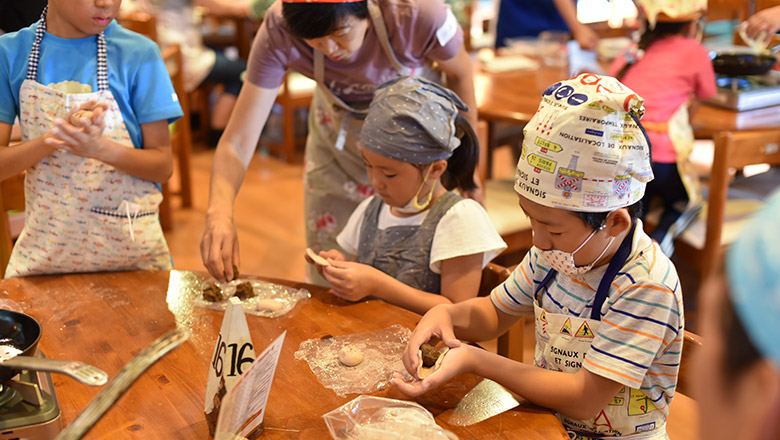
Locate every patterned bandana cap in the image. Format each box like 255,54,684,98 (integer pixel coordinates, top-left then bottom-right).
360,76,468,165
514,73,653,212
635,0,707,28
727,189,780,368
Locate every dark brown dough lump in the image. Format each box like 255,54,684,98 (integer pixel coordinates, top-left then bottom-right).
232,264,240,281
421,343,441,368
234,282,255,300
202,283,224,302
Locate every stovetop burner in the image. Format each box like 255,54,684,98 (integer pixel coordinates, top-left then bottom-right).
0,350,63,440
705,72,780,111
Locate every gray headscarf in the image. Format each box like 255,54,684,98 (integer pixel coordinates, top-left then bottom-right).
359,76,469,165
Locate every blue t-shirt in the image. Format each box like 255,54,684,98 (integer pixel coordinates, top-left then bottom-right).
0,20,182,149
495,0,569,48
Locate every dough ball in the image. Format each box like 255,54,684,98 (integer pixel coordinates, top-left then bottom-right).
417,346,449,379
202,283,224,302
232,264,240,281
338,345,364,367
256,299,284,312
234,282,255,300
420,343,440,368
70,110,94,124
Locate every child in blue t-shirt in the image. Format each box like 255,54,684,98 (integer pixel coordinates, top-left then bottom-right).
0,1,183,277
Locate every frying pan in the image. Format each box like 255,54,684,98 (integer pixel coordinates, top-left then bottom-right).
712,52,778,76
0,309,107,385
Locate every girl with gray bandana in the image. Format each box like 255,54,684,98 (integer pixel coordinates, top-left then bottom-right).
305,76,505,315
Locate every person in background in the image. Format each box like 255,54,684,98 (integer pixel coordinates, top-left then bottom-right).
744,5,780,43
393,74,681,440
0,0,47,32
200,0,478,284
610,0,715,257
121,0,248,147
307,76,506,315
494,0,599,49
694,190,780,440
0,0,183,277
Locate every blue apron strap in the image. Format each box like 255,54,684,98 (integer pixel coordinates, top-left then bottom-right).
590,221,636,320
534,267,558,302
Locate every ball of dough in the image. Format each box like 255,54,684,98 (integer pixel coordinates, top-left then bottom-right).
69,109,94,125
338,345,364,367
256,299,284,312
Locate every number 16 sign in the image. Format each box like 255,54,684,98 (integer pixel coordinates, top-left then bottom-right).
205,297,256,435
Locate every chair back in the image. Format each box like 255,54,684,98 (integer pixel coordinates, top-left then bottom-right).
478,262,527,361
117,12,158,41
676,330,703,397
1,173,25,278
677,129,780,285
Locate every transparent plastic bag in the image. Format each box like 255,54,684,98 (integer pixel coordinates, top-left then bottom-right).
294,325,413,397
194,278,310,317
323,395,458,440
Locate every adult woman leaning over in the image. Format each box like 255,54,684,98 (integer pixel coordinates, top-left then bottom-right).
200,0,478,283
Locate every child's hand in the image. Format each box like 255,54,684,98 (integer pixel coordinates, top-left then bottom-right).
45,101,109,158
746,7,780,43
401,305,462,378
321,260,380,301
391,344,475,396
200,214,240,283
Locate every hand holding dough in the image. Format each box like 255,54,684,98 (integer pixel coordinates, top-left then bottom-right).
338,345,364,367
69,109,94,125
417,344,449,379
306,248,331,267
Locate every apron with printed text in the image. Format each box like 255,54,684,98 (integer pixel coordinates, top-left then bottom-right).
303,0,428,283
532,224,668,439
5,13,171,278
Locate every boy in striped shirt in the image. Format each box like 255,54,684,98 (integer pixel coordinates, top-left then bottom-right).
393,73,682,440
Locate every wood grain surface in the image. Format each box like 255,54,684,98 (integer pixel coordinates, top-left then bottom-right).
1,270,568,439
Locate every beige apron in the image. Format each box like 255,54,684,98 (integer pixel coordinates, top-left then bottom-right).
303,0,424,283
5,13,171,278
532,226,667,439
641,103,702,241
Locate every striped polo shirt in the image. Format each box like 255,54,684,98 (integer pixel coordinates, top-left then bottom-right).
491,223,684,416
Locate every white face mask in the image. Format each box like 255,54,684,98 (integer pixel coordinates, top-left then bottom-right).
538,225,615,276
394,163,436,215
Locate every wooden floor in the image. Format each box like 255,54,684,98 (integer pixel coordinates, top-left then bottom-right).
165,144,307,281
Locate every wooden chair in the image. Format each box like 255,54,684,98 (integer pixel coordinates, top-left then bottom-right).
478,262,527,362
674,130,780,323
1,173,25,278
665,330,703,440
260,71,316,163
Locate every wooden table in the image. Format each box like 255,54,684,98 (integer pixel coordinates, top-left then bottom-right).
0,270,568,439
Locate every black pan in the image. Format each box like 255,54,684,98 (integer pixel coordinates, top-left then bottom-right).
0,309,41,383
712,52,778,76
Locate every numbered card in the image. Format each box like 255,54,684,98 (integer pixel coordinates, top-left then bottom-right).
205,297,257,435
215,331,287,440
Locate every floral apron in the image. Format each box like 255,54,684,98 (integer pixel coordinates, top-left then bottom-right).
641,104,702,250
303,0,425,283
5,12,171,278
532,224,668,439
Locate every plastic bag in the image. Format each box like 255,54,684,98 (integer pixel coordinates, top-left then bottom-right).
323,395,458,440
294,325,413,397
194,278,310,317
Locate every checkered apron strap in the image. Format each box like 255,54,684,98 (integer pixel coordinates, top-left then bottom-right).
26,5,109,92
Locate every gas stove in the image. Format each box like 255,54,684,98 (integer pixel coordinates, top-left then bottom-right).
704,73,780,111
0,351,63,440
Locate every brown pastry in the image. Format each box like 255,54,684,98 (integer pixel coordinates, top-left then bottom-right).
202,283,224,302
420,343,441,368
234,281,255,300
232,264,240,281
